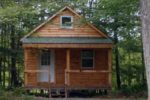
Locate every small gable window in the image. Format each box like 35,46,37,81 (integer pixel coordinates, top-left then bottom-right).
61,16,73,29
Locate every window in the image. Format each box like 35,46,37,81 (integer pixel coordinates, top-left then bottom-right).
81,50,94,69
61,16,73,28
41,50,51,66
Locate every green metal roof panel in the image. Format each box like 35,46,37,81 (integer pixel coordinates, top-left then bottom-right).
22,37,112,44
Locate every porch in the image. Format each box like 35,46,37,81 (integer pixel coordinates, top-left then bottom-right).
24,48,112,89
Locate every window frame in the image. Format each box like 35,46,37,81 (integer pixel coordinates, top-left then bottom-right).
60,16,73,29
40,50,51,66
81,50,95,69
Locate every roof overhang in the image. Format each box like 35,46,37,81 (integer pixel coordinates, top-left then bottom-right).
22,43,112,49
22,37,112,48
21,37,112,44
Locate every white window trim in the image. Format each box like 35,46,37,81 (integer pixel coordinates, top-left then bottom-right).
60,16,73,29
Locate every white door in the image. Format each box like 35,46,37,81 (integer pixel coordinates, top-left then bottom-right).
38,49,55,83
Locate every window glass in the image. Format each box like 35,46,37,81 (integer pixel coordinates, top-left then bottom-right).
81,50,94,68
41,50,50,66
61,16,72,28
82,59,93,68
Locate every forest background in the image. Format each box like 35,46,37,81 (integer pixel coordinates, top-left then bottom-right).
0,0,146,97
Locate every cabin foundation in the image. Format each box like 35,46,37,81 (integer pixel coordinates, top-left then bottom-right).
25,87,111,97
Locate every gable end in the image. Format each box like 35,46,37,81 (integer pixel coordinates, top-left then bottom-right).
21,6,109,41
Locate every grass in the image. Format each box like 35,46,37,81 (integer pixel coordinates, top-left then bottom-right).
0,87,35,100
0,86,147,100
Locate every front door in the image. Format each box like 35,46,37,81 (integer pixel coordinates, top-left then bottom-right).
38,49,55,83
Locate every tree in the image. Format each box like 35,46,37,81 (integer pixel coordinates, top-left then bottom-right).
141,0,150,99
91,0,141,89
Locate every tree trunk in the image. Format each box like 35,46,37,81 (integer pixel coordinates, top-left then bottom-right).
114,32,121,89
2,23,5,87
10,25,18,87
141,0,150,99
3,59,5,87
128,52,132,86
141,38,146,84
0,60,1,85
0,23,2,86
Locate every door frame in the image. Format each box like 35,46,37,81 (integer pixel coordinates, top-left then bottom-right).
37,49,55,83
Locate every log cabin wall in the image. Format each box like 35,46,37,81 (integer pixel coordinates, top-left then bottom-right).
24,48,39,86
69,72,109,88
95,49,108,70
24,48,110,88
55,49,66,87
69,49,109,88
54,48,110,87
70,49,108,70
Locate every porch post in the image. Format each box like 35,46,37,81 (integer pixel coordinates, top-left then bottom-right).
66,49,70,85
65,49,70,98
108,49,112,88
24,49,28,86
66,49,70,71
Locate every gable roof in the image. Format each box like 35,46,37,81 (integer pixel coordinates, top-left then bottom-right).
21,6,109,41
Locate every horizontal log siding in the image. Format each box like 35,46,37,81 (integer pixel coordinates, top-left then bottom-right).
25,48,110,88
69,49,109,87
24,48,38,86
95,49,108,70
70,49,108,70
55,49,66,87
32,9,102,37
69,72,109,88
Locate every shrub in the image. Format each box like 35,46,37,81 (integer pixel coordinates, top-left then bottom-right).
13,87,26,96
0,87,35,100
21,95,35,100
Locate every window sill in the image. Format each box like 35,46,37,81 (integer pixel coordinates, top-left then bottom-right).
80,67,94,70
60,27,73,29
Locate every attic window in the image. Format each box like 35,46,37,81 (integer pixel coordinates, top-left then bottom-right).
61,16,73,29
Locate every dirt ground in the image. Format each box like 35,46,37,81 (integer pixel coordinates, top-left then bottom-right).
35,97,146,100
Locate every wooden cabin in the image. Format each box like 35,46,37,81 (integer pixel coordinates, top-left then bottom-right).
21,6,113,97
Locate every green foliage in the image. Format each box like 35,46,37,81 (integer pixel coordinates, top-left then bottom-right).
120,84,147,96
0,87,34,100
13,87,26,96
94,0,144,90
21,95,35,100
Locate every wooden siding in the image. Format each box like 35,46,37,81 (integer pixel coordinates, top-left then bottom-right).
95,49,108,70
32,9,103,37
70,49,108,70
24,48,38,86
24,48,111,88
55,49,66,87
70,49,81,70
68,49,110,87
69,72,109,88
